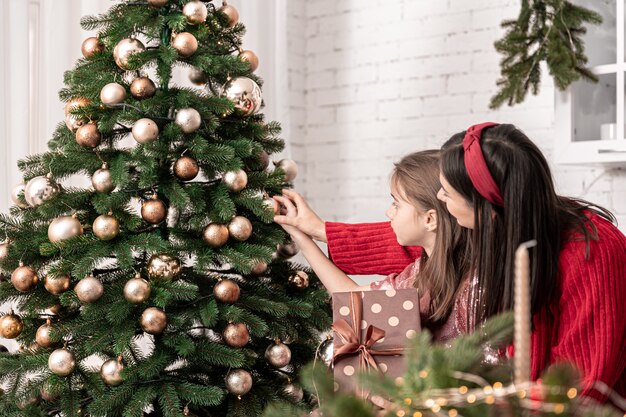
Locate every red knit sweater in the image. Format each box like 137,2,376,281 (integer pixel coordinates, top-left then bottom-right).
326,214,626,405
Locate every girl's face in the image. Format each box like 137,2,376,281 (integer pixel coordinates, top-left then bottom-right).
385,181,436,248
437,174,475,229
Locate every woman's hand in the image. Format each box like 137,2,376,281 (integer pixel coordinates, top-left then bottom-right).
272,194,311,244
273,189,327,242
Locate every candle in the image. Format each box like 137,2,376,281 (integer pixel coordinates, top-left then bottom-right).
514,240,536,385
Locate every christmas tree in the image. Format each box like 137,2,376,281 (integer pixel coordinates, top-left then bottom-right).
0,1,331,416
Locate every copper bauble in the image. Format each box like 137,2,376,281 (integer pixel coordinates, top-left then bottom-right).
228,216,252,241
11,264,39,292
92,163,115,193
64,97,91,116
221,77,262,116
147,0,168,7
263,197,280,214
141,196,167,224
175,108,202,133
65,113,86,132
265,340,291,368
277,242,299,258
219,4,239,27
74,275,104,303
0,313,24,339
239,50,259,72
11,183,28,208
213,279,240,304
48,215,84,243
275,159,298,182
189,68,207,85
76,123,102,148
113,38,145,70
44,274,71,295
100,358,124,386
172,32,198,58
140,307,167,334
289,271,309,290
100,82,126,105
130,76,156,100
48,348,75,377
147,253,181,281
223,169,248,192
25,174,60,207
251,261,268,275
246,150,270,171
81,37,104,58
36,321,60,348
0,242,9,262
225,369,252,396
202,223,229,248
132,118,159,144
124,274,151,304
173,156,199,181
317,338,333,367
223,323,249,348
283,383,304,402
93,213,120,241
183,1,208,24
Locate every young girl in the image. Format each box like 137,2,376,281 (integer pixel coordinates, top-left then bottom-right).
274,150,471,341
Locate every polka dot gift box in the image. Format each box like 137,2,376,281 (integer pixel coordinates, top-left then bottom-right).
331,288,421,397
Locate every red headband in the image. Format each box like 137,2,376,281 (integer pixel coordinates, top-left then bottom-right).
463,122,504,207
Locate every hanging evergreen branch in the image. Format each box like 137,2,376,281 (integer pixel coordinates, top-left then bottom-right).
490,0,602,109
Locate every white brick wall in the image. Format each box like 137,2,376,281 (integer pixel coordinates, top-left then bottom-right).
287,0,626,231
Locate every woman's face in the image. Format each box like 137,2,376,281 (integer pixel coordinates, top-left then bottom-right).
437,174,475,229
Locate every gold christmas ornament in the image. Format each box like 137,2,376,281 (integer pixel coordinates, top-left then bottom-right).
228,216,253,241
219,4,240,27
222,169,248,192
48,348,75,377
11,264,39,292
147,0,168,6
317,337,333,367
81,37,104,58
213,279,240,304
44,274,71,295
274,159,298,182
175,108,202,133
188,67,208,85
183,1,208,24
93,213,120,241
289,271,309,290
251,261,268,275
141,195,167,224
223,323,250,348
132,118,159,144
124,273,151,304
75,122,102,148
92,163,115,193
221,77,262,116
0,313,24,339
277,242,299,258
283,383,304,402
36,320,60,348
25,174,60,207
130,76,157,100
173,156,199,181
140,307,167,334
48,214,84,243
100,82,126,105
65,113,86,132
147,253,181,281
263,197,280,214
47,304,63,315
64,97,91,116
100,357,124,386
172,32,198,58
202,223,229,248
0,241,9,262
265,340,292,368
239,50,259,72
225,369,252,396
74,275,104,304
11,183,28,208
113,38,145,70
246,150,270,171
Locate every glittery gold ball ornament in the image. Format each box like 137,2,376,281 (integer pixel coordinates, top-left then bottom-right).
93,213,120,241
183,1,208,24
173,156,199,181
274,159,298,182
140,307,167,334
92,163,115,193
202,223,229,248
81,37,104,58
221,77,262,116
265,340,291,368
36,320,60,348
141,195,167,224
147,0,168,6
189,67,207,85
132,118,159,144
113,38,145,70
213,279,240,304
288,271,309,290
11,264,38,292
219,4,239,27
0,313,23,339
44,274,71,295
25,174,60,207
175,108,202,133
11,183,28,208
283,383,304,402
130,76,156,100
48,214,84,243
263,197,280,214
124,273,151,304
223,169,248,192
147,254,181,281
251,261,268,275
228,216,253,241
223,323,249,348
0,241,9,262
277,242,299,258
100,357,124,386
100,82,126,105
172,32,198,58
75,122,102,148
74,275,104,304
239,50,259,72
225,369,252,396
64,97,91,116
48,348,75,377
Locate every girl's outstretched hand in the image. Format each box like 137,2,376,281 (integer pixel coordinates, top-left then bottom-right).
273,189,327,242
